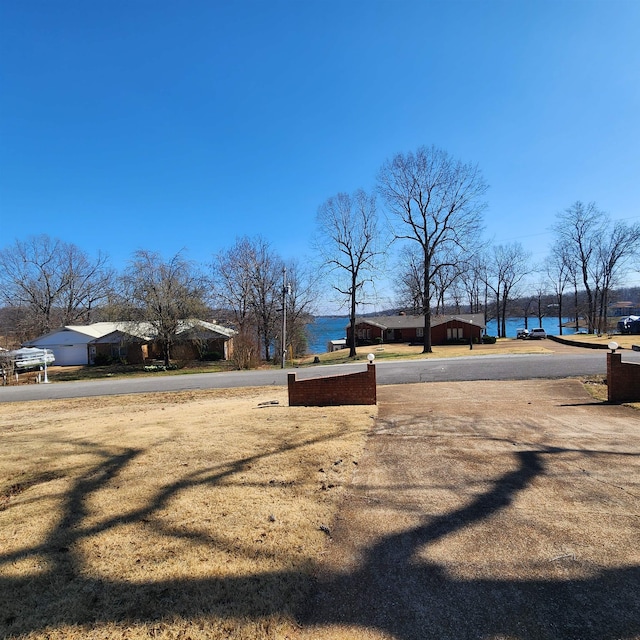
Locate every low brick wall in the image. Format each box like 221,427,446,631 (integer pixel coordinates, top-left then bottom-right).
548,335,610,349
288,363,377,406
607,352,640,402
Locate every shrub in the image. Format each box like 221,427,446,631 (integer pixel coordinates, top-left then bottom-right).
482,335,497,344
231,331,260,370
92,353,112,366
200,351,222,362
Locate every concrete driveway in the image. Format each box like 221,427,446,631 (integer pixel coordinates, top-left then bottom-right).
301,379,640,640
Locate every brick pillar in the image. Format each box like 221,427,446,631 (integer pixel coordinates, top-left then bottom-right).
607,352,620,402
287,372,296,405
367,363,377,404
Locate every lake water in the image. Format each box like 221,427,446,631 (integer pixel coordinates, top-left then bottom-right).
486,317,576,338
306,316,349,354
305,315,576,354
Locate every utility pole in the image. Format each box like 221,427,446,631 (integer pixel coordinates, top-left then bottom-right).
281,266,289,369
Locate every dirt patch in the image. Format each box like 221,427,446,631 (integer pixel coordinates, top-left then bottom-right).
301,379,640,639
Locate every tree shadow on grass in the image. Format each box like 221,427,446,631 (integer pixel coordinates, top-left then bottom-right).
1,438,639,639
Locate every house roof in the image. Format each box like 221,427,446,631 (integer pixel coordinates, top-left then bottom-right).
176,319,235,338
25,319,235,347
24,323,150,345
66,322,126,338
352,313,486,330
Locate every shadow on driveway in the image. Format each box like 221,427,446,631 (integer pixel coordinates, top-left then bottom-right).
301,379,640,639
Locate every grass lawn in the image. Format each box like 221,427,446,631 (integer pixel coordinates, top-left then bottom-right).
555,333,640,349
0,387,374,639
294,338,555,366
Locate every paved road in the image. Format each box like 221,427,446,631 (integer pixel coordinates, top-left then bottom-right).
3,347,639,403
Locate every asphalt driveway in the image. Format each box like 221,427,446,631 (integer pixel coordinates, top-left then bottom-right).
301,379,640,640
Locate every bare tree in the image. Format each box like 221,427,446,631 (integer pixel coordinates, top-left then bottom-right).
212,239,254,332
378,145,487,352
432,248,466,314
280,260,319,359
247,239,282,361
120,249,207,367
595,221,640,332
521,296,535,331
485,243,531,338
545,243,573,335
0,235,112,338
532,282,550,328
315,189,381,358
395,245,424,314
461,254,487,314
59,243,114,325
553,202,640,333
212,236,283,363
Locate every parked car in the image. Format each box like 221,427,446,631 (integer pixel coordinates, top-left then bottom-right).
529,328,547,339
617,316,640,334
516,329,530,339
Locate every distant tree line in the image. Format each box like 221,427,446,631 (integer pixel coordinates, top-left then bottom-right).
2,147,639,359
0,235,319,366
314,145,640,348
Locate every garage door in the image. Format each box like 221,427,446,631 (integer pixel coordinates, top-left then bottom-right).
51,344,89,366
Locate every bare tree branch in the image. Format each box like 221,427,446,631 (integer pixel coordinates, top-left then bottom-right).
378,145,487,352
314,190,381,358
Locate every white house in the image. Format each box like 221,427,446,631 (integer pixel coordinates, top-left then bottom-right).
23,323,118,366
24,320,235,366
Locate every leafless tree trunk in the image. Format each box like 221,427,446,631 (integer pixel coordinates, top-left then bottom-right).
484,243,531,337
521,297,535,330
462,255,486,314
247,239,281,361
378,145,487,353
553,202,603,333
533,283,548,328
545,244,572,335
314,190,381,358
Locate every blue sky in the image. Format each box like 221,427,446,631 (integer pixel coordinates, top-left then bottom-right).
1,0,639,310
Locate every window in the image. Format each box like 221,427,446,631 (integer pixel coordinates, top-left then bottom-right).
416,327,424,338
447,327,463,340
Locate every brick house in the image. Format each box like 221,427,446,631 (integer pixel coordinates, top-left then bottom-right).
346,313,485,345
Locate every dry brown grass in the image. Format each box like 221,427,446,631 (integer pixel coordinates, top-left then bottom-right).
580,373,640,410
0,388,375,639
561,333,640,349
295,339,552,366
